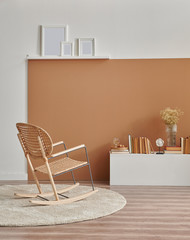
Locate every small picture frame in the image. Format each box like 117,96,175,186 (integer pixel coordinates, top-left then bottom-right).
60,42,73,56
41,25,68,56
78,38,95,56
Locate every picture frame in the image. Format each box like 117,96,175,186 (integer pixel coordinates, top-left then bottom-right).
60,42,73,56
41,25,68,56
78,38,95,56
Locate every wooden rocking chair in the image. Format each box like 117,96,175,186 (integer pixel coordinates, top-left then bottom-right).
15,123,98,205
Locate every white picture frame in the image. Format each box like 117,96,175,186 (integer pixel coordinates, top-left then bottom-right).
78,38,95,56
60,42,73,56
41,25,68,56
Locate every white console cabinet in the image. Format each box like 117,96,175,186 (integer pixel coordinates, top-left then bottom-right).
110,153,190,186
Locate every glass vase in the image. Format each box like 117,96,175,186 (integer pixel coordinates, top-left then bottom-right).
165,124,177,146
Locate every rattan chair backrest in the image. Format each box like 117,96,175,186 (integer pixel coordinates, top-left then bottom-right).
16,123,53,158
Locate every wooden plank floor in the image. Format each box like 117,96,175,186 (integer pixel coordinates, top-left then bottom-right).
1,181,190,240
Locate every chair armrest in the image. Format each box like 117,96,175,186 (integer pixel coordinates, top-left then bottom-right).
51,144,86,158
53,141,64,147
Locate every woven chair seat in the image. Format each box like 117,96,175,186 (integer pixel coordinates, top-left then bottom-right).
35,157,88,176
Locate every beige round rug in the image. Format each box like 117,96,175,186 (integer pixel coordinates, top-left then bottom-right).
0,184,126,227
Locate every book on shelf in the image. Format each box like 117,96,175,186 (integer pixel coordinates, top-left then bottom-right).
110,151,129,154
164,145,182,154
110,146,129,154
139,137,143,154
181,137,185,154
144,137,149,154
185,137,190,154
128,135,154,154
111,148,128,152
164,150,182,154
180,136,190,154
142,137,146,154
165,146,181,151
134,137,138,153
128,135,132,153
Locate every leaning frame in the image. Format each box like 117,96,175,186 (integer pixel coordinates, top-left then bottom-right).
41,25,68,56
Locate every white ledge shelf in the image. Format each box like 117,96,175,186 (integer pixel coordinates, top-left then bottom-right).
26,55,110,60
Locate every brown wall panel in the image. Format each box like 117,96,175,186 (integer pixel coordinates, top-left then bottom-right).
28,59,190,181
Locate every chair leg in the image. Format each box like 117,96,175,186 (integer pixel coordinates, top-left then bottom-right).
45,161,59,201
31,169,42,194
15,155,43,197
84,147,95,191
26,155,42,194
88,164,95,191
71,171,76,184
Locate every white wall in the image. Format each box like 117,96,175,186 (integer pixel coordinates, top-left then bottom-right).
0,0,190,180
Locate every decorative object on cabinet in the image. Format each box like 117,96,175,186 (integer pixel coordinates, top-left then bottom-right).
41,25,68,56
156,138,164,154
111,138,128,153
113,137,120,148
160,107,183,147
165,124,177,147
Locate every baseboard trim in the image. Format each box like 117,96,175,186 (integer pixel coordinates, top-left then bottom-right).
0,173,28,180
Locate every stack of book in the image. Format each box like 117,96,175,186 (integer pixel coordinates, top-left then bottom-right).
164,146,182,154
164,137,190,154
110,146,129,154
128,135,154,154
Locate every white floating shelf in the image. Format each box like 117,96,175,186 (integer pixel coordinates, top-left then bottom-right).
26,55,110,60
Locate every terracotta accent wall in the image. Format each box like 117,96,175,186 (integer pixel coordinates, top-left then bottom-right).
28,59,190,181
